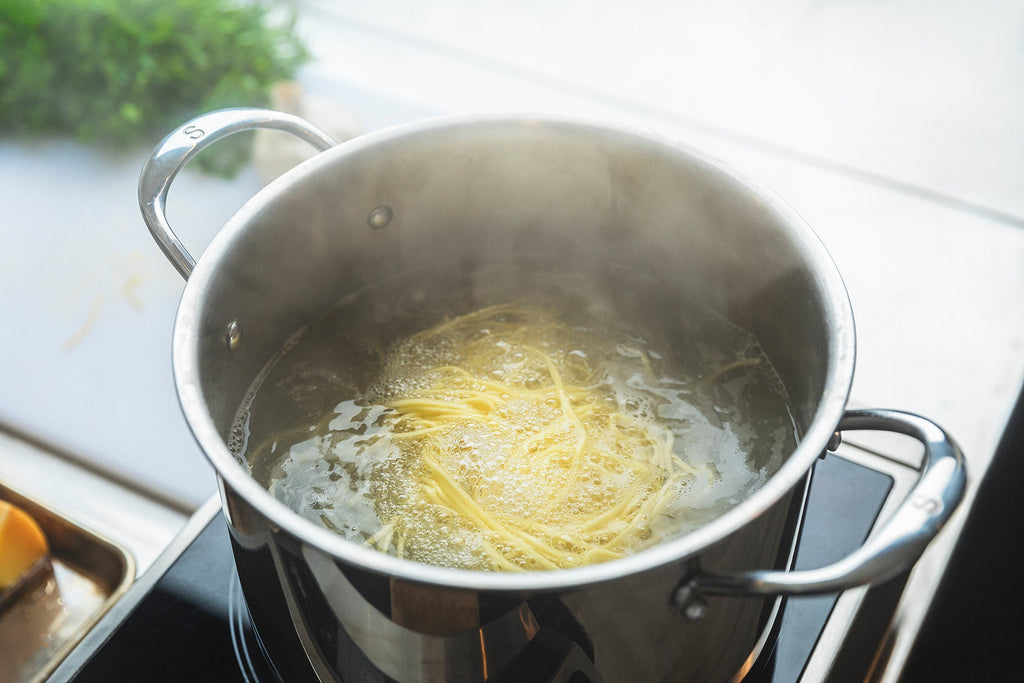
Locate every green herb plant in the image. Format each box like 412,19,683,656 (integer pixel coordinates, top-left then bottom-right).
0,0,309,175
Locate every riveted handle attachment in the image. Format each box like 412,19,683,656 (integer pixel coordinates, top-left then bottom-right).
673,409,966,619
139,108,337,280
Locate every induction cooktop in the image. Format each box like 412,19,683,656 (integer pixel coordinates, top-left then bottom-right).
52,444,911,683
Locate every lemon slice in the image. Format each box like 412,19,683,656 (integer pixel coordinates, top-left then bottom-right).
0,499,49,590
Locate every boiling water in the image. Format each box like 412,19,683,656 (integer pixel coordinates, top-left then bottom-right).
232,263,798,571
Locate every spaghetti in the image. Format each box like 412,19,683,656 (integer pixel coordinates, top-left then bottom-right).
366,304,707,570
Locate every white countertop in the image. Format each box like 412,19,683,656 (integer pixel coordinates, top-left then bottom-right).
1,1,1022,679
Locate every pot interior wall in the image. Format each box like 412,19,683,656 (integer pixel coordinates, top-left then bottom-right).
187,119,838,467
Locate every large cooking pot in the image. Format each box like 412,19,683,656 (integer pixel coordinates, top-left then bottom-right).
140,109,966,682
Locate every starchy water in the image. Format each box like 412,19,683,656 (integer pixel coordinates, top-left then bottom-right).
231,262,798,571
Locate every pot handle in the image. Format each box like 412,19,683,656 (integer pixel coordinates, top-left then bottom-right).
138,107,338,280
672,408,966,620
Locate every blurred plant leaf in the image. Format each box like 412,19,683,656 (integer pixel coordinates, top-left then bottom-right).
0,0,308,176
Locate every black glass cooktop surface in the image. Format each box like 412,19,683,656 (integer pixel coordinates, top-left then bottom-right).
56,452,892,683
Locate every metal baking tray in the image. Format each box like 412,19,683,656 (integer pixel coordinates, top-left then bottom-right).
0,483,135,682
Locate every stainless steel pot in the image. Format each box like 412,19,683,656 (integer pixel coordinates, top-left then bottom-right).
140,108,966,682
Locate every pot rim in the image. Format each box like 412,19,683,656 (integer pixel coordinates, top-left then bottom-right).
172,112,856,592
